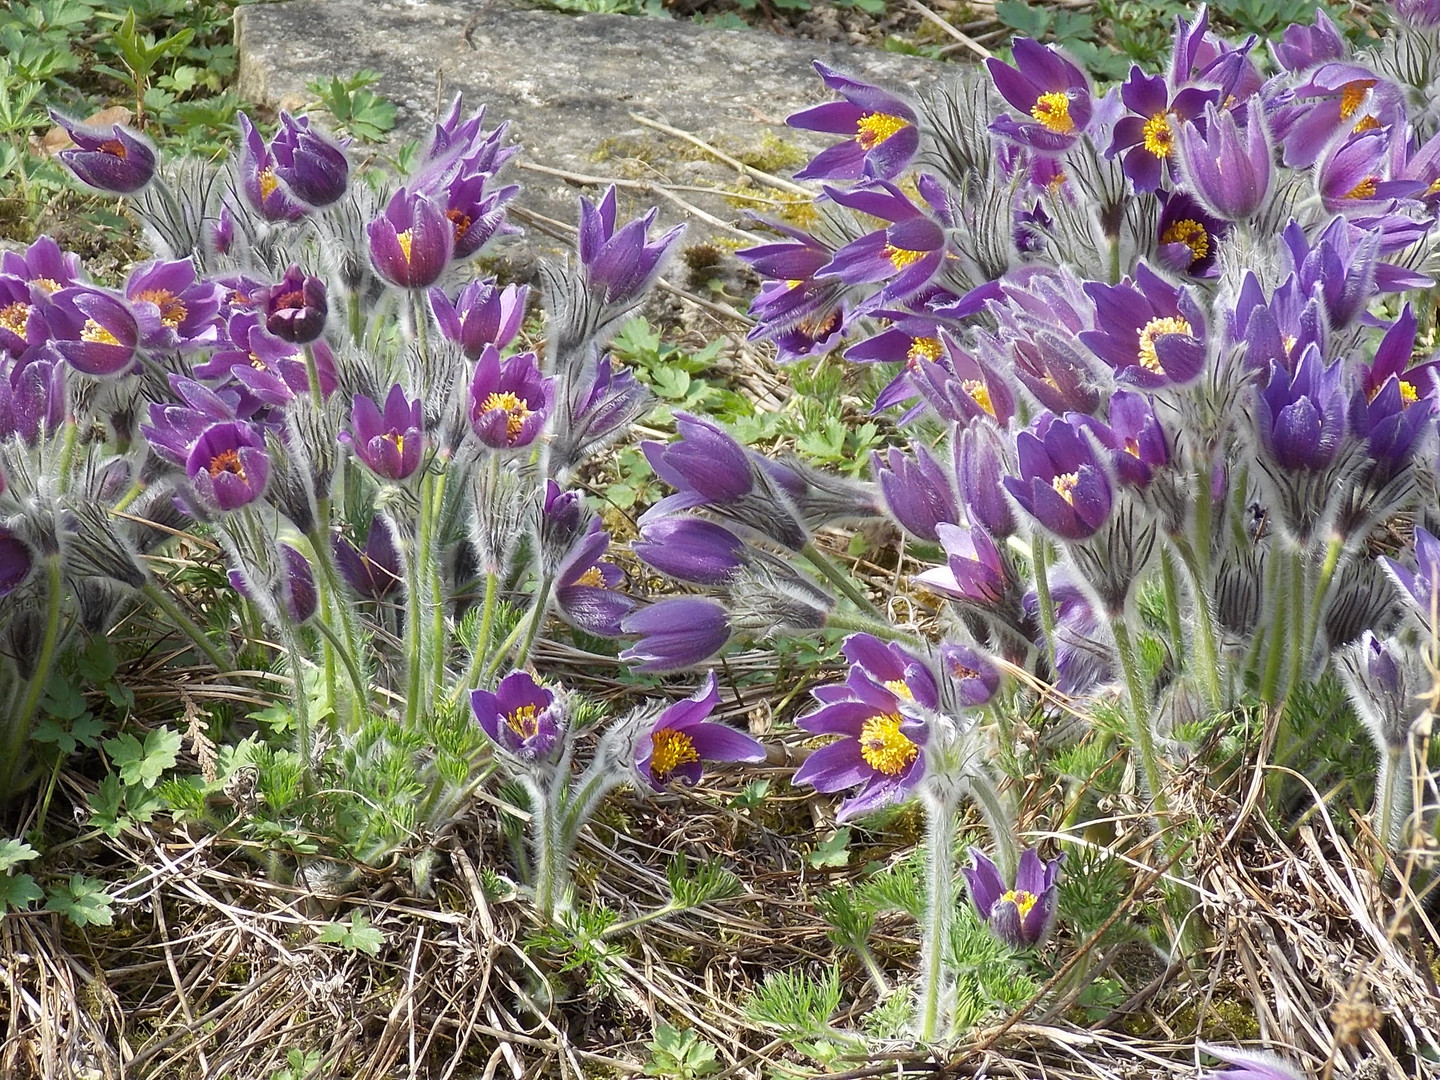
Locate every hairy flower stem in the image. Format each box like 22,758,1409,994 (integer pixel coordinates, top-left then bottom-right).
1374,747,1407,876
301,343,324,413
312,617,367,712
969,774,1018,882
531,793,562,923
513,574,555,671
281,628,314,788
917,787,958,1042
405,470,441,728
1031,537,1059,679
140,580,233,672
1110,618,1168,821
2,558,65,799
1170,538,1224,708
306,520,367,718
824,611,925,649
1258,550,1289,706
429,474,450,690
801,543,882,619
450,572,499,707
348,291,363,347
1106,232,1121,286
1159,548,1186,669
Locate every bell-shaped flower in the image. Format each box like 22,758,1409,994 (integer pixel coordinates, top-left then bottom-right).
0,528,34,598
740,221,847,363
1338,631,1430,753
633,517,746,586
908,333,1017,427
1277,217,1428,330
788,62,919,182
0,353,65,444
633,673,765,789
471,671,565,763
939,642,1002,706
467,344,552,449
428,172,517,261
917,522,1012,610
341,384,423,481
140,375,243,466
124,258,224,350
263,265,328,344
554,518,637,637
49,287,140,377
1155,191,1227,278
986,38,1093,151
1003,413,1114,542
229,543,317,624
1,235,84,296
50,111,156,194
237,112,307,222
185,421,270,513
367,188,453,289
334,519,403,600
429,279,527,360
270,112,349,208
1271,10,1346,74
963,848,1063,947
1277,64,1406,169
1253,345,1347,473
872,445,958,544
620,597,731,672
1071,391,1170,489
548,352,652,474
643,412,754,512
1026,579,1114,694
955,420,1017,538
578,186,684,307
1175,102,1272,221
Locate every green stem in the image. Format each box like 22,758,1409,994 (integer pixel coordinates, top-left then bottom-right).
112,480,146,515
1158,548,1185,669
141,581,232,672
1170,537,1224,709
1304,537,1344,672
917,788,957,1042
1280,549,1307,710
1257,550,1289,706
312,617,367,709
824,610,924,649
1107,232,1121,285
348,290,363,347
451,571,499,707
302,343,325,413
1032,537,1059,678
513,573,555,671
532,795,563,922
600,903,682,939
801,542,881,619
306,523,367,724
281,629,313,788
969,775,1017,883
1191,464,1213,579
1110,618,1168,821
428,473,450,690
2,558,65,799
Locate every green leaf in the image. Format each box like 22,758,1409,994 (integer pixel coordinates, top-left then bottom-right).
88,774,125,838
730,779,770,809
45,875,113,927
645,1021,721,1078
104,727,181,789
809,828,851,869
0,873,42,912
42,676,87,721
0,838,39,872
317,910,385,955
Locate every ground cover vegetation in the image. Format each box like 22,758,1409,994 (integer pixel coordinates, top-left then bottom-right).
3,0,1440,1078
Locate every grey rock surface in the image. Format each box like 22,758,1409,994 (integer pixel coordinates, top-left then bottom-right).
235,0,946,268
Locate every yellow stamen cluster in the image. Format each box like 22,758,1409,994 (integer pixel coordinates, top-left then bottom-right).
1281,335,1298,355
207,448,246,479
506,704,540,739
1401,381,1419,405
962,378,995,416
1142,112,1174,158
858,713,919,776
1051,471,1080,505
1160,219,1209,265
446,208,472,244
575,566,607,588
1338,80,1375,121
384,432,406,456
883,243,927,271
249,352,268,370
855,112,910,150
1136,316,1191,374
31,278,61,295
0,302,31,339
649,728,700,780
1428,176,1440,197
396,229,414,263
1002,888,1038,918
799,309,841,341
1344,176,1378,200
80,319,120,346
1352,115,1381,134
1124,437,1143,458
134,288,187,329
906,336,943,367
258,168,279,200
883,679,914,701
1030,92,1075,134
480,391,534,441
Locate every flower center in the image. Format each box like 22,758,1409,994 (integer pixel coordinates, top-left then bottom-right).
1160,219,1208,265
576,565,606,587
207,448,246,479
1136,316,1191,374
962,378,995,416
1427,176,1440,197
906,336,943,367
506,704,540,739
396,229,414,263
446,208,472,243
248,352,268,370
273,288,306,312
1352,114,1381,133
258,168,279,200
1344,176,1378,200
1051,471,1080,505
99,138,128,159
1142,112,1174,158
858,713,919,776
1001,888,1038,918
1338,79,1375,121
1400,380,1419,405
81,319,121,346
649,728,700,780
0,302,31,339
31,278,61,295
883,243,927,271
883,678,914,701
383,431,406,456
480,391,534,441
1030,92,1075,134
855,112,910,150
1124,437,1142,458
134,288,187,329
952,663,981,681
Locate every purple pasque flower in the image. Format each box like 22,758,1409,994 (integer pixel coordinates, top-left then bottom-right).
340,384,423,481
1108,66,1216,193
1072,390,1169,488
471,671,564,763
986,38,1093,151
0,528,34,598
549,351,652,475
820,182,946,309
956,420,1017,538
50,111,156,194
334,518,403,600
635,672,766,790
578,186,684,307
916,522,1011,609
423,171,518,261
467,344,552,449
788,62,919,182
1394,0,1440,24
0,277,50,359
963,848,1062,947
263,265,328,344
1081,264,1206,389
633,517,747,586
1175,102,1272,221
1348,306,1436,473
1027,578,1113,693
237,112,306,222
1003,413,1114,542
980,266,1101,416
872,445,958,544
270,112,349,208
1278,64,1406,170
429,279,527,360
1,235,84,296
792,633,935,820
124,258,223,350
1253,344,1347,473
1316,128,1424,213
197,312,338,406
228,543,317,624
1200,1047,1307,1080
1401,128,1440,211
210,205,235,256
620,597,732,672
1156,190,1227,277
49,287,140,377
939,641,1002,706
643,412,754,513
0,353,65,444
185,421,270,513
907,333,1017,427
554,518,637,637
1381,527,1440,633
1271,10,1346,73
141,375,243,466
1230,272,1326,374
367,188,454,289
844,311,944,414
741,224,847,364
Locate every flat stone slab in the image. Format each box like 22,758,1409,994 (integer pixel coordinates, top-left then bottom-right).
235,0,945,268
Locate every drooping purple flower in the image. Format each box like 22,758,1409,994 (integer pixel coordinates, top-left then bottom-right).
963,848,1063,947
620,597,731,672
49,288,140,377
425,171,518,261
1155,191,1227,277
341,384,423,481
985,39,1094,151
1003,413,1114,542
0,353,65,444
916,523,1011,609
263,265,328,344
1271,10,1346,73
210,205,235,257
270,112,349,208
633,517,746,585
792,633,935,820
1253,345,1347,473
237,112,306,222
1108,66,1216,193
467,345,552,449
1175,102,1272,221
124,258,223,350
643,412,754,512
634,672,766,789
184,421,270,513
1381,528,1440,634
50,111,156,194
334,519,403,600
820,183,946,309
788,62,919,182
367,188,453,289
578,186,684,307
939,641,1002,706
429,279,527,360
1338,630,1431,752
228,543,317,624
471,671,565,763
1346,306,1436,501
0,528,33,597
554,518,637,637
956,420,1017,539
1081,264,1206,389
872,445,958,544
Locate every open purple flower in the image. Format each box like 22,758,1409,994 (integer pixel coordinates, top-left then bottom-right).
1108,66,1216,193
939,642,1002,706
341,384,423,481
633,517,746,586
1316,129,1424,212
788,62,919,182
1004,413,1114,542
50,288,139,377
0,278,49,359
50,111,156,194
270,112,349,208
908,334,1017,427
578,186,684,307
635,673,766,789
917,522,1012,610
963,848,1063,947
1271,10,1346,74
1074,390,1169,488
467,345,552,449
237,112,306,222
739,220,848,364
2,236,84,296
554,518,637,637
1156,191,1227,277
1278,64,1406,169
1380,527,1440,634
334,519,403,600
429,279,527,360
821,183,946,308
1081,264,1206,389
124,258,223,350
424,171,517,261
620,597,731,672
986,39,1093,151
263,265,328,344
471,671,565,763
185,421,269,513
367,188,453,289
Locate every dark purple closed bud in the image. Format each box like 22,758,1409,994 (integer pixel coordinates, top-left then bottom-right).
50,111,156,194
264,265,328,344
227,544,316,624
210,206,235,256
334,519,403,600
633,517,746,585
956,421,1016,538
0,528,35,598
620,597,731,672
270,112,349,208
1254,346,1346,473
642,413,753,509
872,446,958,543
